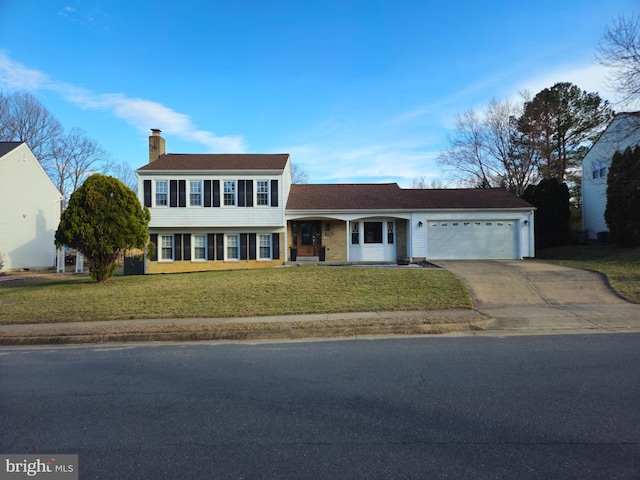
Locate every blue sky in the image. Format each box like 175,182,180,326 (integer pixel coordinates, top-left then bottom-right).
0,0,637,186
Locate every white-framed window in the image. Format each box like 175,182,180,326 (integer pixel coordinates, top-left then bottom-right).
364,222,383,244
193,235,206,260
351,222,359,244
190,181,202,206
258,234,271,259
387,221,394,244
226,234,239,259
224,181,236,206
592,161,607,179
160,235,173,260
156,180,168,206
256,180,269,206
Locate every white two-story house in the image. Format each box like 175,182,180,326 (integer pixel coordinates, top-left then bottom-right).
136,130,535,273
137,130,290,273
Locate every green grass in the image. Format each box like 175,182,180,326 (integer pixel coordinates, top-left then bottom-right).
0,267,472,324
537,245,640,303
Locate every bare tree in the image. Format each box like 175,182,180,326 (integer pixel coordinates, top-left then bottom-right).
50,128,112,203
597,14,640,106
438,98,537,195
111,162,138,192
291,163,309,184
0,90,63,170
410,176,444,189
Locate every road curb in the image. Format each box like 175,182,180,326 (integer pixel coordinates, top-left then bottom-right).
0,318,491,346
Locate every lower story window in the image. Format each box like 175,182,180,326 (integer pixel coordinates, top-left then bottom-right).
227,234,239,260
364,222,383,243
259,234,271,259
160,235,173,260
351,222,359,244
193,235,206,260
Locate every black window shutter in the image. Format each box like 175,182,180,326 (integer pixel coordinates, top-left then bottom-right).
270,180,278,207
213,180,220,207
150,234,158,261
170,180,178,207
272,233,280,259
249,233,257,260
174,234,182,260
207,234,215,260
238,180,246,207
216,233,224,260
143,180,152,207
240,233,248,260
204,180,212,207
178,180,186,207
246,180,253,207
183,234,191,261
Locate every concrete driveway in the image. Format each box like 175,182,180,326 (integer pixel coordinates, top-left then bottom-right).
435,260,640,333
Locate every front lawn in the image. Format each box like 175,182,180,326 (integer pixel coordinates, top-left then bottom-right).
537,245,640,303
0,267,472,324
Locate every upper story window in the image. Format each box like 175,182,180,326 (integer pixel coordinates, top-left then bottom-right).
156,181,168,206
592,161,607,180
257,181,269,206
224,181,236,206
190,181,202,206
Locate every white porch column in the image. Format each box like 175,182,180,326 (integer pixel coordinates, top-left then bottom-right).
346,220,350,263
56,248,65,273
75,251,84,273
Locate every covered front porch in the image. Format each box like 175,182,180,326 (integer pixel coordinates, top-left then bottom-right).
286,217,408,264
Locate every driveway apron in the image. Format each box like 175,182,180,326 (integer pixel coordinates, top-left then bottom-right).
435,260,640,332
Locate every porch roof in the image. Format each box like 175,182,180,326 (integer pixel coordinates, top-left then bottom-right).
287,184,533,210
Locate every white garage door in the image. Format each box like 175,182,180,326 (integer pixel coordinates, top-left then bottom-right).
427,220,518,259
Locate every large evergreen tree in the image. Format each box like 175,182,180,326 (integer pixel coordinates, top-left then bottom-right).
605,146,640,247
521,178,572,248
55,174,151,282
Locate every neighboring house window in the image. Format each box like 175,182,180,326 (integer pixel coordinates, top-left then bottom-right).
387,221,394,244
160,235,173,260
592,162,608,179
224,181,236,206
364,222,383,243
351,222,359,244
193,235,206,260
226,234,239,259
258,234,271,259
156,181,168,206
257,180,269,206
190,181,202,206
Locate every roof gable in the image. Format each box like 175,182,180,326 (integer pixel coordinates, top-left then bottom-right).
137,153,290,172
0,142,24,158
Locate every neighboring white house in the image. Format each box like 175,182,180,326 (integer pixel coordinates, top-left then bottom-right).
0,142,62,271
136,130,535,274
582,112,640,241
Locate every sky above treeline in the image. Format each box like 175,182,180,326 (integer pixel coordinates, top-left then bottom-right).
0,0,637,186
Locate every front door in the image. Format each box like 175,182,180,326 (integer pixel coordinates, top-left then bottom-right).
294,221,320,257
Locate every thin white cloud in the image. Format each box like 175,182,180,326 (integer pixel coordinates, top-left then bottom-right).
0,51,245,152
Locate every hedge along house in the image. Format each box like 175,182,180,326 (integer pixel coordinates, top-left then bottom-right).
136,130,535,273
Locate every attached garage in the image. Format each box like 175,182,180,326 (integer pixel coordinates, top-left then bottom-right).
427,219,519,260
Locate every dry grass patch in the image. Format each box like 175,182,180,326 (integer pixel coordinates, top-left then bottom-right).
0,267,471,324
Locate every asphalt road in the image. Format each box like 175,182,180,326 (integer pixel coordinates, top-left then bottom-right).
1,334,639,479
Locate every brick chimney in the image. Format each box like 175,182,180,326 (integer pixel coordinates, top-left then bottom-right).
149,128,165,163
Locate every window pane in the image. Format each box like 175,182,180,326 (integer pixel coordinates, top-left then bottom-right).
364,222,383,243
257,181,269,206
194,235,206,260
161,235,173,260
259,234,271,259
387,221,394,244
190,181,202,206
351,222,359,244
224,181,236,206
227,235,239,259
156,181,168,206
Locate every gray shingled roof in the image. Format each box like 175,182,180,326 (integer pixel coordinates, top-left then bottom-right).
287,184,533,210
137,153,290,172
0,142,23,158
